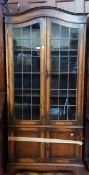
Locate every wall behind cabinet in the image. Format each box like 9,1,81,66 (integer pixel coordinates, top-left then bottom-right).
6,0,89,13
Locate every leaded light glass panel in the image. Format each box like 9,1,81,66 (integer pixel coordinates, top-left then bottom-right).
50,23,79,121
13,23,40,120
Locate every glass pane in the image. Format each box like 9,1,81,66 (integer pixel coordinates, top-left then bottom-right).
51,51,59,56
50,107,59,120
32,90,40,96
51,97,58,105
51,90,58,96
61,26,69,38
23,89,31,96
32,50,40,56
51,40,60,50
32,57,40,72
59,97,67,105
51,23,60,39
32,40,40,49
32,97,40,105
15,105,22,120
60,40,69,49
23,74,31,89
14,54,22,72
32,74,40,89
51,57,59,72
69,50,77,57
13,23,40,120
68,89,76,96
13,39,22,49
68,97,76,105
15,96,22,104
31,22,40,79
50,22,79,121
50,106,67,120
69,74,77,89
59,90,67,96
13,28,21,40
68,106,76,120
32,23,40,40
23,96,31,105
22,27,31,39
32,106,40,120
60,51,68,57
59,106,67,120
70,28,79,39
69,56,77,62
69,55,77,73
69,62,77,73
23,54,31,72
60,74,68,89
15,89,22,96
51,74,59,89
22,39,30,50
14,74,22,89
70,39,78,50
60,57,68,73
23,105,31,120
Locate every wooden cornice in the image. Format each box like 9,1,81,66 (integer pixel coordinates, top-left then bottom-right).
5,6,87,24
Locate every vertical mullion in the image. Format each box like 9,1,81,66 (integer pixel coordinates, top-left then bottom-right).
8,25,14,123
46,18,51,123
77,25,86,122
21,28,23,120
67,28,70,121
58,25,60,120
40,18,46,124
6,25,9,119
46,18,51,160
40,17,46,161
31,26,32,120
76,30,79,121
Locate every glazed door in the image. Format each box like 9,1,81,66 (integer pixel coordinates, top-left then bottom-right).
7,16,85,164
7,18,47,162
45,18,84,162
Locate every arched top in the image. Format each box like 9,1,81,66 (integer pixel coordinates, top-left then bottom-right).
5,6,87,25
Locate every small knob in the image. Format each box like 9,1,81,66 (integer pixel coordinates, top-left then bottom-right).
70,133,74,136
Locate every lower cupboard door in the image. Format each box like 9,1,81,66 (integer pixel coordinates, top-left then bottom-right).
46,128,83,163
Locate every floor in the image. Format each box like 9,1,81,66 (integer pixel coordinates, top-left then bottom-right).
5,168,89,175
16,171,89,175
17,174,65,175
4,171,89,175
16,174,70,175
